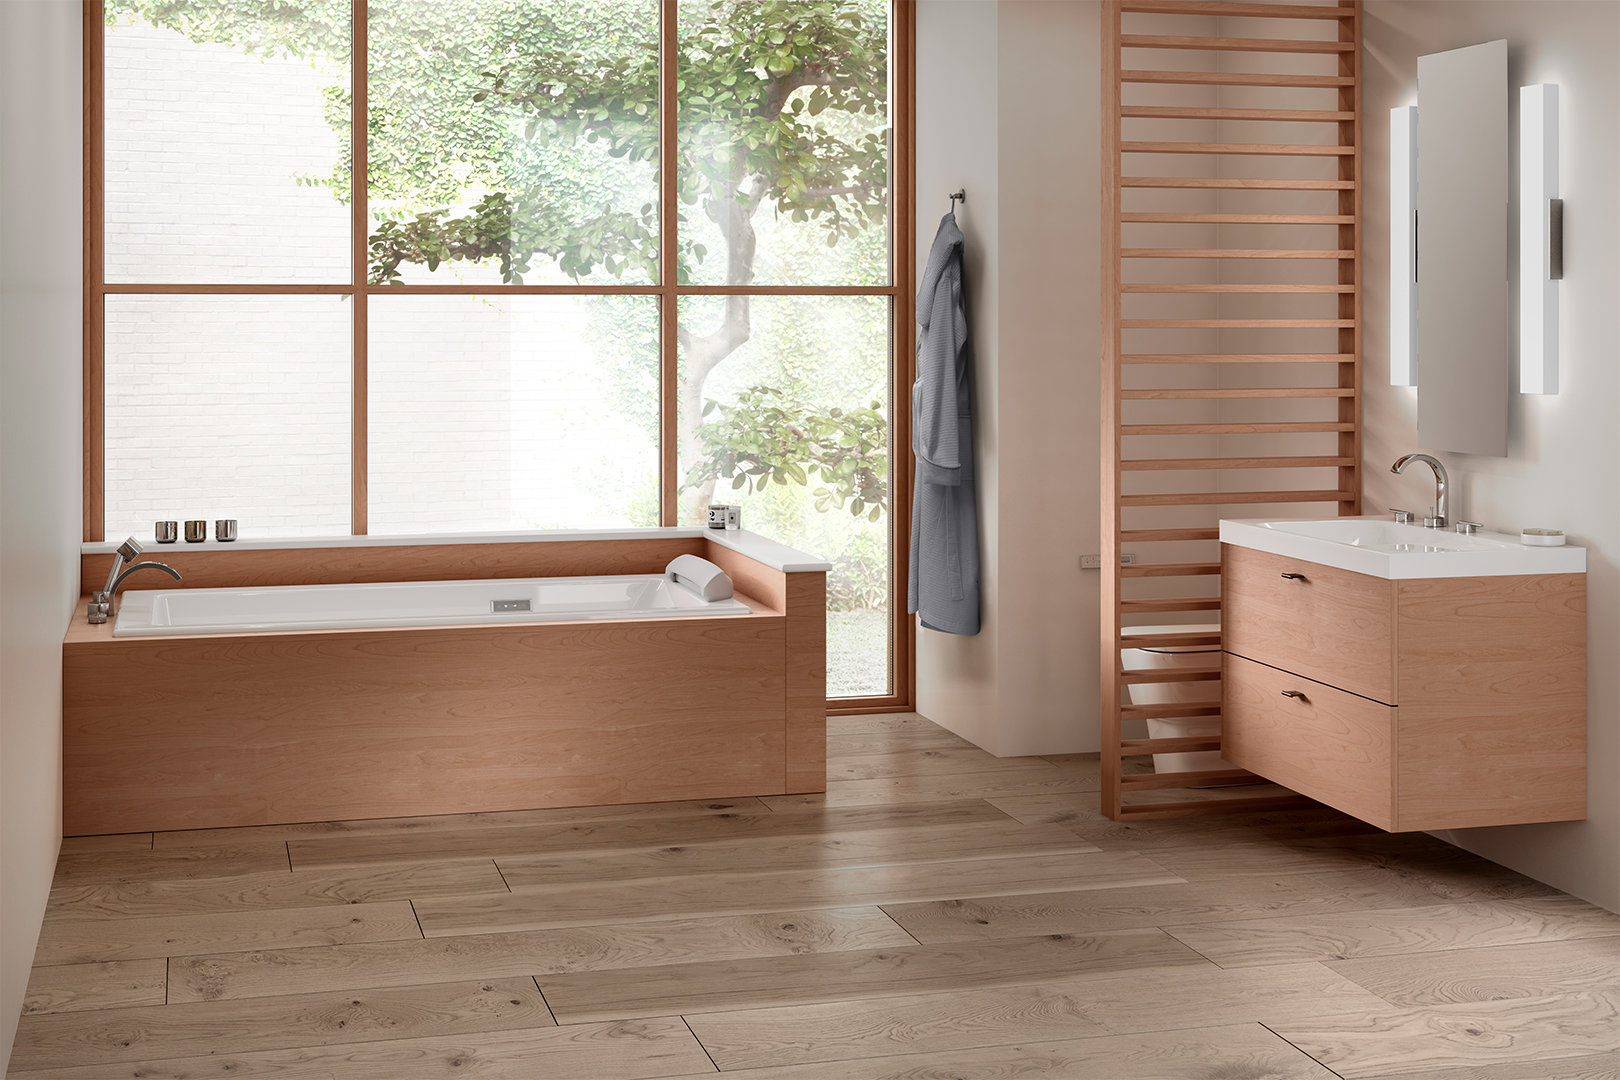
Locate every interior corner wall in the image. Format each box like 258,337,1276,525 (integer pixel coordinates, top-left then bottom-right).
915,0,1102,756
1,1,83,1064
1362,0,1619,912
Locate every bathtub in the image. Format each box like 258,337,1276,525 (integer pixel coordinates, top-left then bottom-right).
114,571,751,637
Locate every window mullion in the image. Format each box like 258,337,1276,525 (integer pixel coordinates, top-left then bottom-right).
658,0,679,526
351,0,370,535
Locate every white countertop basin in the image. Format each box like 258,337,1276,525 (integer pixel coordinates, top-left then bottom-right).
1220,516,1586,579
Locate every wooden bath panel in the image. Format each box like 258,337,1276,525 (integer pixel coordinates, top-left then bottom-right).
64,611,791,834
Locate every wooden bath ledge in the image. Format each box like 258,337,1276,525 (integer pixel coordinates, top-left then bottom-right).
64,532,827,835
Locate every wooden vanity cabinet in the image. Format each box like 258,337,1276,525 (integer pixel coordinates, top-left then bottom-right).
1221,543,1586,832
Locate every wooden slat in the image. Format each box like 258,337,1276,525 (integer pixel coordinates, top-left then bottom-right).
1121,528,1219,543
1121,387,1354,398
1122,248,1356,259
1116,795,1319,820
1120,489,1356,506
1122,319,1355,329
1120,703,1221,721
1100,0,1126,824
1123,456,1355,470
1121,105,1354,122
1118,597,1222,614
1122,422,1356,435
1121,69,1354,89
1117,631,1221,648
1124,177,1356,190
1121,216,1354,226
1120,561,1220,577
82,5,105,542
1121,769,1260,790
1119,667,1220,685
1122,141,1354,156
1124,352,1352,361
1120,1,1356,18
1119,34,1353,54
1120,735,1224,755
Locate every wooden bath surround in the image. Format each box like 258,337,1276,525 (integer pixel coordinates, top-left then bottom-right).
65,534,826,835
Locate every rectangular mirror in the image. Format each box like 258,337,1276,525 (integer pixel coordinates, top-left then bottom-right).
1417,39,1508,457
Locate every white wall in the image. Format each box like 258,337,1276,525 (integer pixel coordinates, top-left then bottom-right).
1362,0,1619,912
0,1,85,1065
915,0,1103,756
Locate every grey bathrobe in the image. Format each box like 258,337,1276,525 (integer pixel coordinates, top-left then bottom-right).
908,212,980,635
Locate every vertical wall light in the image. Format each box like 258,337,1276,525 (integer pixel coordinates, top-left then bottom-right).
1390,105,1418,386
1520,83,1560,394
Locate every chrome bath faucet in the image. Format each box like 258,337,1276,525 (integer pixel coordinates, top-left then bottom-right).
88,536,182,624
1391,453,1449,528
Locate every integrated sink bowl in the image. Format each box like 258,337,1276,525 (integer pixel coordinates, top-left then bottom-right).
1220,516,1586,579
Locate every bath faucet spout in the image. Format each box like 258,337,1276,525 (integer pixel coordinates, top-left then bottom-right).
88,541,183,624
1391,453,1449,528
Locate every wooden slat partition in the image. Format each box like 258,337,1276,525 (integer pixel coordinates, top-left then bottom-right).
1100,0,1361,821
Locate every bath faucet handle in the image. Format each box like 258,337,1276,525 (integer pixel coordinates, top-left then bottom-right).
1390,508,1416,524
1454,520,1484,535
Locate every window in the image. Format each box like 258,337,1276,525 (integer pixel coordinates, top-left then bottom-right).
87,0,913,706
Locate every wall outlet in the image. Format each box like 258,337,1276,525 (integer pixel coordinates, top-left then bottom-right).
1080,553,1136,569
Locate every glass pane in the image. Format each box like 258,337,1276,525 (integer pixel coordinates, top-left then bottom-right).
369,295,660,533
677,0,891,287
678,295,891,697
103,5,351,283
104,296,351,538
367,0,659,287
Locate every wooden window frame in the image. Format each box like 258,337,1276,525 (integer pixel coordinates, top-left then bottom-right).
81,0,917,712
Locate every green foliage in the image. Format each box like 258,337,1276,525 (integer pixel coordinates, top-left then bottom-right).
686,385,886,518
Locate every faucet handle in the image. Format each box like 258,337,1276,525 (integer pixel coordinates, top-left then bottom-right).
1390,508,1416,524
1454,520,1484,535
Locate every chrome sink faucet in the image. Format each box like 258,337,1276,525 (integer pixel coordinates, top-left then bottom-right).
1391,453,1449,528
88,536,182,623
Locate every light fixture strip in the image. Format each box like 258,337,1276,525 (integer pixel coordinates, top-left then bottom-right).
1389,105,1418,386
1520,83,1559,394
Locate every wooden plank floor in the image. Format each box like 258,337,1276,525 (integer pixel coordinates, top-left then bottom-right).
12,713,1618,1079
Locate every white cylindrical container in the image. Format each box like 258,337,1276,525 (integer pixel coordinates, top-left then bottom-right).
1121,622,1230,773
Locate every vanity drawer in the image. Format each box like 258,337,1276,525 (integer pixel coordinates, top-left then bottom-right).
1223,543,1395,704
1223,653,1395,831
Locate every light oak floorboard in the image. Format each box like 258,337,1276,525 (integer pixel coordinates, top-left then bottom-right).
167,907,913,1003
50,845,291,886
1268,992,1620,1079
659,1024,1340,1079
538,928,1211,1023
761,770,1110,809
7,978,553,1072
58,834,152,855
825,731,976,758
44,859,509,920
151,796,772,849
881,876,1368,943
826,747,1057,781
286,802,1011,869
1164,896,1620,968
9,1017,719,1080
21,960,167,1015
824,713,947,736
1310,861,1567,909
415,851,1185,936
33,901,422,965
1355,1053,1620,1080
495,820,1098,886
1138,833,1487,880
1326,936,1620,1005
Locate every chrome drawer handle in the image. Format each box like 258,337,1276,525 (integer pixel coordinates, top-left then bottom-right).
1280,572,1308,581
1280,690,1308,700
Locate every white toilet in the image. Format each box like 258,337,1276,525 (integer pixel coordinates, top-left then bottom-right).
1120,622,1232,773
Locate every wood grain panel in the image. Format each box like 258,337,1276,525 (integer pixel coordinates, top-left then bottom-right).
1223,544,1394,703
21,960,166,1015
64,616,787,834
8,979,551,1072
46,860,509,920
7,1017,718,1080
79,536,705,595
413,851,1186,936
168,908,914,1004
33,901,422,965
1392,573,1586,830
537,929,1209,1023
58,834,152,854
880,877,1367,943
783,570,828,792
51,845,292,887
1163,895,1620,969
1327,936,1620,1005
1268,992,1619,1079
286,802,1013,870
